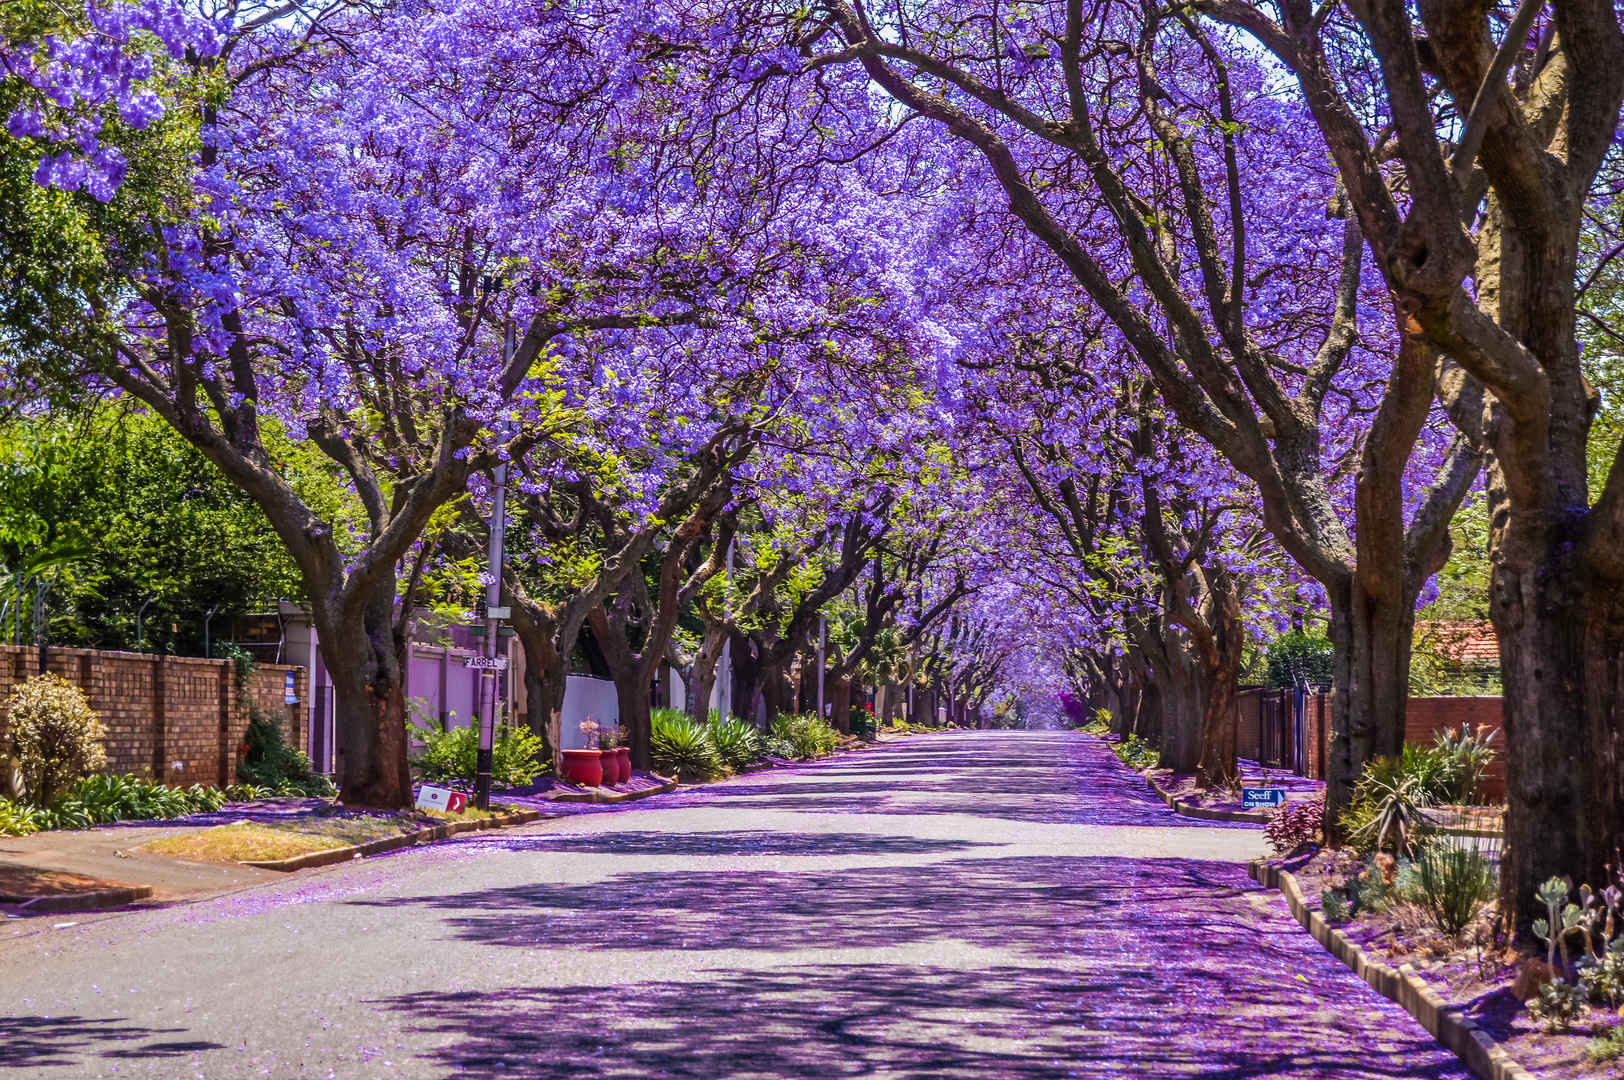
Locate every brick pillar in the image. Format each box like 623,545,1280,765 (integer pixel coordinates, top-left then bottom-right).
217,661,234,787
151,656,167,782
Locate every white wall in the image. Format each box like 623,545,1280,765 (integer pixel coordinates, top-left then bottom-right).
559,675,619,749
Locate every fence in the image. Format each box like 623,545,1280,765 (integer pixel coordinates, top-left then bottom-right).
0,644,306,789
1234,686,1503,801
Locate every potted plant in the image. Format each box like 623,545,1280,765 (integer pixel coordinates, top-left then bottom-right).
603,724,631,784
561,718,604,787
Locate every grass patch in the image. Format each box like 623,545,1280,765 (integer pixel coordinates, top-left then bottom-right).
140,806,512,864
142,822,348,863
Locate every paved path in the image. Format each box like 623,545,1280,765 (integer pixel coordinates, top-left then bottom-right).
0,731,1469,1079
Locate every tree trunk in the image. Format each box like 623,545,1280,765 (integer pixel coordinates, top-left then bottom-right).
1493,544,1624,934
1133,676,1162,746
614,671,653,772
1158,652,1204,774
830,674,853,733
1195,573,1246,789
687,622,728,720
324,599,413,808
510,619,561,766
1323,573,1414,838
759,661,794,723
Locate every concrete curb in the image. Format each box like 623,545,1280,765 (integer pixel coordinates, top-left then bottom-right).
1250,859,1536,1080
1144,772,1273,824
8,884,155,914
547,776,679,804
242,808,545,871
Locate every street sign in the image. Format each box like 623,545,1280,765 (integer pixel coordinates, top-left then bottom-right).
463,655,508,671
485,606,511,620
415,784,467,813
283,671,298,705
1242,787,1287,810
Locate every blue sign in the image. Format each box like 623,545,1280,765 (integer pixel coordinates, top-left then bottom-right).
1242,787,1287,810
284,671,299,705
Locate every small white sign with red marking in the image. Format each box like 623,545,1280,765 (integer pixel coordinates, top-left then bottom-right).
415,784,467,813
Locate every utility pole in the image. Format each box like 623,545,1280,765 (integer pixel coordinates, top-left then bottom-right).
474,322,513,811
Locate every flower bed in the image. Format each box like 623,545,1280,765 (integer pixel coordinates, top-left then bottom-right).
1276,847,1624,1080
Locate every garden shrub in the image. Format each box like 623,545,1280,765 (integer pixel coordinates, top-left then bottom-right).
0,798,48,836
1263,630,1333,690
1343,767,1435,855
1429,725,1499,805
1409,838,1497,934
409,720,546,787
706,714,765,772
1586,1025,1624,1064
1107,733,1159,771
1320,890,1351,923
0,774,288,835
1580,938,1624,1008
848,705,876,740
766,713,839,761
5,674,106,805
1527,978,1589,1033
1263,798,1323,856
237,709,336,796
650,710,724,780
42,773,225,828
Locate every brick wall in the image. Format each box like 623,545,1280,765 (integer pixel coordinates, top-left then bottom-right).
0,645,306,788
1406,696,1505,802
1256,691,1502,800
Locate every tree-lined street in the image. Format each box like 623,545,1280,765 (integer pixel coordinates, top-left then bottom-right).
3,732,1466,1079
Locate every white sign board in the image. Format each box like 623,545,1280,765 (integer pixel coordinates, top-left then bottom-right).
415,784,467,813
463,655,508,671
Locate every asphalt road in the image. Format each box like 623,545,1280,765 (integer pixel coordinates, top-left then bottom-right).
0,731,1470,1079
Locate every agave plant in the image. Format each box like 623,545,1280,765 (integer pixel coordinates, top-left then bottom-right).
1350,774,1434,856
651,711,723,781
706,716,765,772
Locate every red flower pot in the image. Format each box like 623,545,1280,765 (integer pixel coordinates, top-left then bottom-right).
613,746,631,784
561,748,603,787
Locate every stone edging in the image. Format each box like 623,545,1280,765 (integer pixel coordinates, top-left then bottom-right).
6,884,155,914
1250,859,1536,1080
547,776,679,804
1143,772,1272,824
243,808,545,871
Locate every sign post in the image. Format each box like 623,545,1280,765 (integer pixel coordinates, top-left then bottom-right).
473,323,513,812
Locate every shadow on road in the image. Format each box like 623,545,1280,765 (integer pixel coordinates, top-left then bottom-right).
0,1015,224,1069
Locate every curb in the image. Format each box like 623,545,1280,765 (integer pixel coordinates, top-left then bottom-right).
547,776,679,804
1249,859,1536,1080
6,884,155,914
1144,772,1272,824
242,808,545,871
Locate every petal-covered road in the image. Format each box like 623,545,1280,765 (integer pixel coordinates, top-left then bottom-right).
0,731,1469,1079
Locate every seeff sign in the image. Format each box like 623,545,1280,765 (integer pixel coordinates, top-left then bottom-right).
415,784,467,814
1241,787,1287,810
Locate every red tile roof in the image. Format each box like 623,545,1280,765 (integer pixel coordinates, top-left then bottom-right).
1416,621,1500,664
